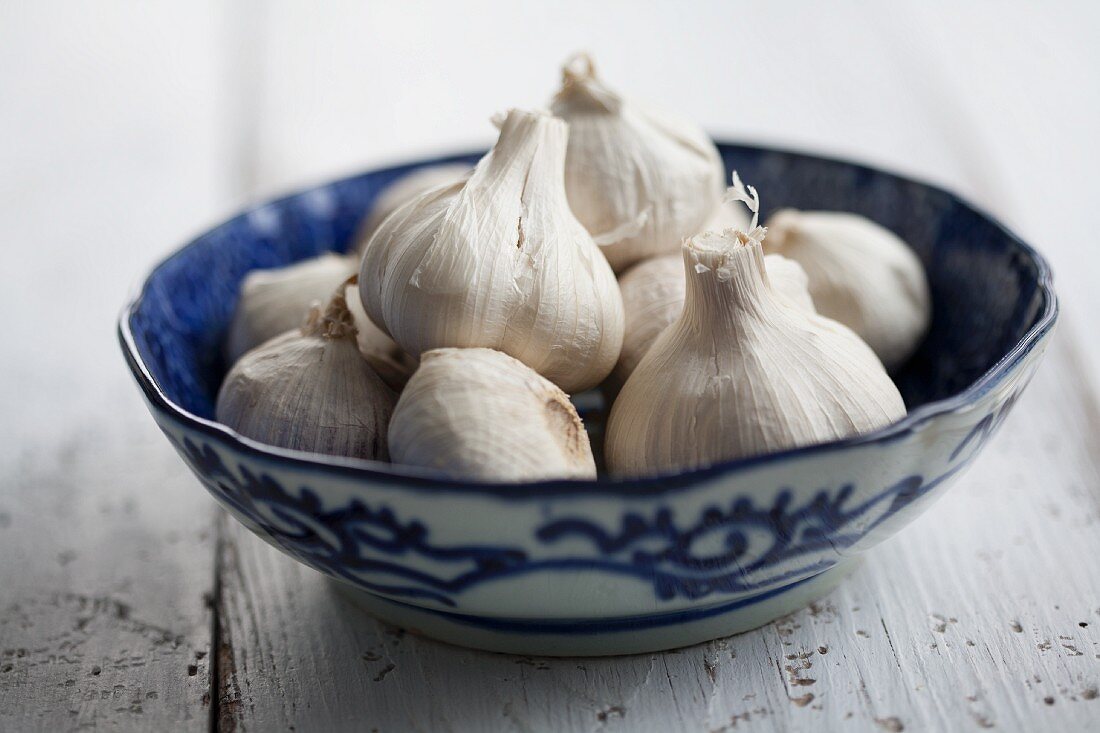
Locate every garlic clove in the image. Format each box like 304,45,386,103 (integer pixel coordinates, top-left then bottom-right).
610,250,814,391
343,276,418,390
388,348,597,482
550,53,726,273
606,177,906,477
359,108,624,393
353,163,472,254
764,209,932,370
224,253,357,365
215,284,396,461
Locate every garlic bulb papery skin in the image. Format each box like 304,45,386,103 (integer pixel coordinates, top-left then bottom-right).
216,287,396,461
606,228,906,477
610,251,815,390
700,198,752,234
343,276,418,390
550,54,725,273
225,253,357,364
389,348,597,482
353,163,472,254
764,209,932,370
359,108,624,393
764,254,817,313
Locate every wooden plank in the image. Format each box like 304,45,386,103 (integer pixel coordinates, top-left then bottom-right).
0,3,238,729
0,420,217,730
215,332,1100,732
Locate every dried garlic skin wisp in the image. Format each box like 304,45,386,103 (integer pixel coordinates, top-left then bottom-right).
606,177,905,477
764,209,932,370
611,251,814,390
225,253,357,364
216,286,396,461
389,348,597,482
700,198,752,234
550,53,725,273
353,163,472,254
359,108,624,393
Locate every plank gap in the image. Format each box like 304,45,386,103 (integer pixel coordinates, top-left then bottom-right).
210,511,227,733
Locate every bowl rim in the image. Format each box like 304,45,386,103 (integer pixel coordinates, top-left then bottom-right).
118,140,1059,498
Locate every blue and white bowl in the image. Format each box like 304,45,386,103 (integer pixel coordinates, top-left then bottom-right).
119,143,1057,656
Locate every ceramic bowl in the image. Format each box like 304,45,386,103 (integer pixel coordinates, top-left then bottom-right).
119,143,1057,656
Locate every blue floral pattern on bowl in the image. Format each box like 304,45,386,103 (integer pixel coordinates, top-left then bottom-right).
119,143,1056,655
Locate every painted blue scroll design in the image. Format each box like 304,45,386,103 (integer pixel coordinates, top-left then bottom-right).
169,435,527,607
950,386,1023,461
167,389,1015,607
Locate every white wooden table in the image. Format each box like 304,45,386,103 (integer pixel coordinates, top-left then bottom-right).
2,3,1098,731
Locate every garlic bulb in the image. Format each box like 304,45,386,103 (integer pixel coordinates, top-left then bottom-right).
216,286,396,460
550,53,725,273
344,276,418,390
611,251,814,389
224,253,357,364
359,108,624,393
764,209,932,370
389,348,596,482
353,163,471,253
606,177,906,476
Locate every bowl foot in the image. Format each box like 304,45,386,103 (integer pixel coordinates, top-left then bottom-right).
330,559,861,657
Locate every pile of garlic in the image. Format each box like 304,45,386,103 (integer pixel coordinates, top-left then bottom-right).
217,54,930,482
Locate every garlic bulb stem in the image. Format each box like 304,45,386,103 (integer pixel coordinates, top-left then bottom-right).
300,284,357,340
612,250,814,391
686,230,774,317
557,53,622,113
550,53,725,273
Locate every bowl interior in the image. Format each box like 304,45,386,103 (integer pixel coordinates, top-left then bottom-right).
126,143,1050,425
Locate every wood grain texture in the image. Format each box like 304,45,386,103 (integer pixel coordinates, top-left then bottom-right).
0,418,217,731
215,334,1100,732
0,3,237,729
